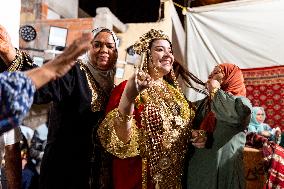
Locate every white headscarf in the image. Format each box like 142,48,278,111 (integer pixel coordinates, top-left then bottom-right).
81,27,118,94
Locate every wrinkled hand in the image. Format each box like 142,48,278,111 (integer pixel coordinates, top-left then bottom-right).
42,33,92,79
191,130,207,148
135,70,154,93
0,24,16,63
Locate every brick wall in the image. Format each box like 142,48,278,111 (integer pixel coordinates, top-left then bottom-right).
20,18,95,59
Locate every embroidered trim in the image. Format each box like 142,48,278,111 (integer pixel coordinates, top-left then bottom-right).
79,62,107,112
8,49,33,72
142,158,148,189
98,108,140,159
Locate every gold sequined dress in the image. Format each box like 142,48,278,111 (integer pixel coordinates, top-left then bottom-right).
99,80,196,189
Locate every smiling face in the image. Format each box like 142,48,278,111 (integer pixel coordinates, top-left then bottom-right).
208,66,225,83
148,39,174,79
89,31,118,71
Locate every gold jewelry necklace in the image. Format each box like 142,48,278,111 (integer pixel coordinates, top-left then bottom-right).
139,79,195,188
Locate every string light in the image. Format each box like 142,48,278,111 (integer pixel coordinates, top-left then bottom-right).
173,1,188,15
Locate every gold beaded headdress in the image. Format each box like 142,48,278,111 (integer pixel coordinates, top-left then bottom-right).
133,29,171,72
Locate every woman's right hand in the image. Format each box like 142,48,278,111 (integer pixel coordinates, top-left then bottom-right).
42,33,92,80
121,70,153,102
135,70,153,93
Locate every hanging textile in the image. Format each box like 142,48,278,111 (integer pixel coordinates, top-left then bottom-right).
186,0,284,100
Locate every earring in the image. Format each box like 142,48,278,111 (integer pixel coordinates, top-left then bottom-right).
153,66,159,78
170,69,178,86
170,69,183,93
148,54,160,78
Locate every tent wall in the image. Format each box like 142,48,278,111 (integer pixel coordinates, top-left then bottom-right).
186,0,284,100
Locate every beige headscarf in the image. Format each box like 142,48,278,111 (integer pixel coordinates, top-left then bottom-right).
81,27,119,94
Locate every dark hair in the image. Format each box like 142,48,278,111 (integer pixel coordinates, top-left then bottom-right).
172,61,207,95
149,38,207,95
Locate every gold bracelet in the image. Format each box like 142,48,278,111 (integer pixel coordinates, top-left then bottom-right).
210,87,219,98
117,109,133,122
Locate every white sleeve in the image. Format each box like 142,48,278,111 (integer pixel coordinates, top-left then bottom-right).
3,127,22,145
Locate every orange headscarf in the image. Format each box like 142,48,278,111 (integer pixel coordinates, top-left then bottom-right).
219,63,246,96
199,63,246,145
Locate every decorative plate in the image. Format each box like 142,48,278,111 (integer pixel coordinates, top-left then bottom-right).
19,25,37,42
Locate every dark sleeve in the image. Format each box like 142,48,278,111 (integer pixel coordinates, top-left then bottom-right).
0,57,7,72
191,99,207,129
2,49,78,104
33,64,79,104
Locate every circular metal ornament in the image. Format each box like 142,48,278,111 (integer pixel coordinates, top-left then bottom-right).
19,25,37,42
159,157,171,170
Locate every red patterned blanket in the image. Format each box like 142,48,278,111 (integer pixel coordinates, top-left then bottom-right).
242,66,284,130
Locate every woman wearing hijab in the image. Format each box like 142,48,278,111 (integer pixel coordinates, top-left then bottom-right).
187,63,252,189
0,24,92,189
0,25,119,189
248,106,281,143
98,29,207,189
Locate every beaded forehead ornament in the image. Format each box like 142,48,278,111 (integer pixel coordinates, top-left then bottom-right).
133,29,170,55
133,29,171,71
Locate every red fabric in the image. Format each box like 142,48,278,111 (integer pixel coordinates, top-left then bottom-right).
219,63,246,97
263,144,284,189
113,157,143,189
104,80,149,189
105,80,127,115
199,111,216,133
242,66,284,130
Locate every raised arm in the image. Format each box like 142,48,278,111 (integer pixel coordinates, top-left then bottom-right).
0,24,17,65
0,33,92,134
25,33,92,89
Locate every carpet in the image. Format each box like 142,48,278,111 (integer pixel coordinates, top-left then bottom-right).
242,66,284,130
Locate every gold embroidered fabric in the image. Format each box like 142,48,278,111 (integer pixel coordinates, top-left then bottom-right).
98,108,140,159
8,49,33,71
99,80,195,188
79,62,107,112
139,80,195,188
